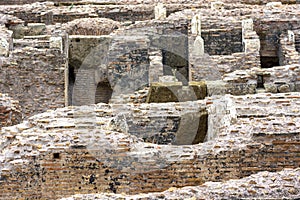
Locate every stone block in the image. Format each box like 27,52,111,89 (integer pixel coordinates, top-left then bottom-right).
264,83,277,93
0,37,10,57
50,36,63,52
174,110,208,145
146,82,206,103
193,36,204,56
189,81,207,100
211,1,224,11
154,3,166,20
27,23,46,36
266,2,282,8
278,84,290,93
206,80,228,96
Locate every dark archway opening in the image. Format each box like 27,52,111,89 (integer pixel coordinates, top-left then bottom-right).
95,81,113,104
68,65,76,105
260,56,279,68
257,29,280,68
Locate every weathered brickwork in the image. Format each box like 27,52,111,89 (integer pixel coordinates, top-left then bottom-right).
0,93,300,199
0,94,22,127
0,38,65,118
62,168,300,199
0,0,300,199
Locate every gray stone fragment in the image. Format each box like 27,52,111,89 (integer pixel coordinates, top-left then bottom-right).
278,84,290,93
0,37,9,56
264,83,277,93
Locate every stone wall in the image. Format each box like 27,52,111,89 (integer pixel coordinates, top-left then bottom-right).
295,30,300,53
0,94,22,127
61,168,300,199
0,38,65,118
0,93,300,199
254,19,300,59
1,0,298,6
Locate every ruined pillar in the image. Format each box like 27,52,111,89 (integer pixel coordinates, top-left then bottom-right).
242,18,260,53
278,30,299,65
149,50,164,83
154,3,166,20
0,29,13,57
191,14,204,56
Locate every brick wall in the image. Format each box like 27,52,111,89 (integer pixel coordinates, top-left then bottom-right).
0,131,298,199
0,94,22,127
0,41,65,118
0,93,300,199
0,0,299,5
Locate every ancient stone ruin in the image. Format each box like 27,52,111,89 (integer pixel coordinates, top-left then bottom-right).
0,0,300,199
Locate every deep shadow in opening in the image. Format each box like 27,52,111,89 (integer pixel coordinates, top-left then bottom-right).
260,56,279,68
257,75,264,88
162,50,189,85
95,81,113,104
68,65,76,106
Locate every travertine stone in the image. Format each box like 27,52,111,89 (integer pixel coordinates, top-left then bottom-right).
49,36,63,52
211,1,224,11
278,84,290,93
0,37,9,56
264,83,277,93
193,36,204,56
266,2,282,9
191,14,201,36
154,3,166,20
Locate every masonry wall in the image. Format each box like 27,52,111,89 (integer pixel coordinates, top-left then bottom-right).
1,94,300,199
0,94,22,127
0,132,299,199
0,45,65,118
1,0,298,5
255,19,300,58
202,29,243,55
295,30,300,53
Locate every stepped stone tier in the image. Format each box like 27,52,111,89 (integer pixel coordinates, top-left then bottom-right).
0,0,300,199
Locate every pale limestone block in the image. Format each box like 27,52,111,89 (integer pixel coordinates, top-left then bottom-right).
193,36,204,56
50,36,63,52
0,37,9,57
242,19,253,32
287,30,295,44
266,2,282,8
154,3,166,20
244,38,260,53
211,1,224,11
191,14,201,36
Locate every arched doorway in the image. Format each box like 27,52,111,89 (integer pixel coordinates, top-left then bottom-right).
95,81,113,104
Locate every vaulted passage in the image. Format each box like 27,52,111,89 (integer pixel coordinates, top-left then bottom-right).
95,81,113,104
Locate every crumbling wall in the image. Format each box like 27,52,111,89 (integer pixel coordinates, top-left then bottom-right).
61,168,300,199
0,39,65,117
0,93,22,127
0,0,299,5
0,93,300,199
